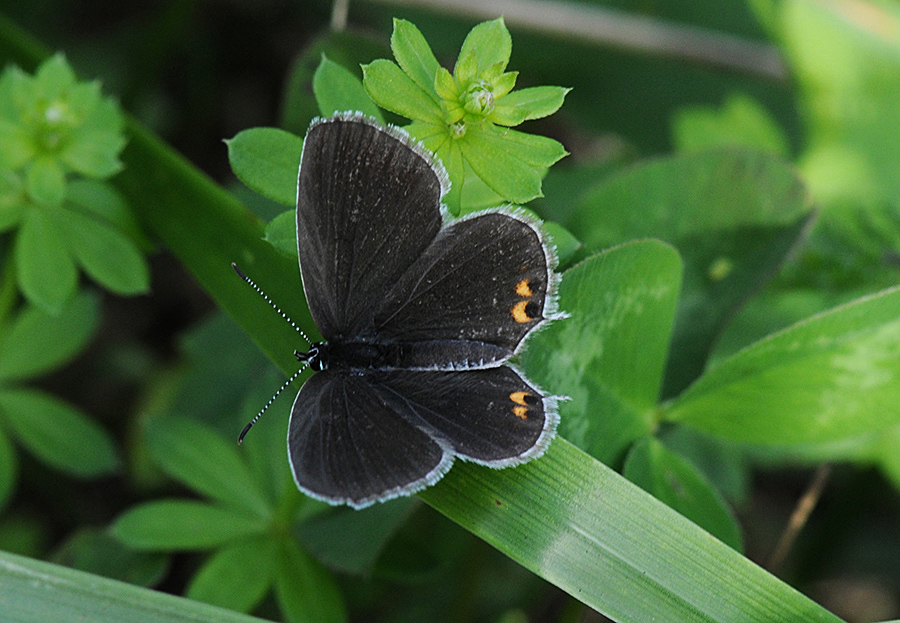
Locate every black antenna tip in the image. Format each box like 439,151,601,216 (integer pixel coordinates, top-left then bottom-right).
232,262,248,280
237,420,254,445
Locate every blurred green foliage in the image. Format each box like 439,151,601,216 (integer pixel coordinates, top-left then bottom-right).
0,1,899,622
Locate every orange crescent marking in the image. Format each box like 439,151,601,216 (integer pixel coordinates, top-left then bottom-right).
511,300,533,324
509,391,530,405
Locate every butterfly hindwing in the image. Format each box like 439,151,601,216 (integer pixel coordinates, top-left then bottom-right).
288,365,557,508
288,370,453,509
296,114,446,340
369,366,555,465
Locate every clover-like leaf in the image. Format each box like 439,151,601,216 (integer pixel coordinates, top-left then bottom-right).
312,56,382,121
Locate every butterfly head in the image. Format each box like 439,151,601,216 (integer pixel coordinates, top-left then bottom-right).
296,344,327,371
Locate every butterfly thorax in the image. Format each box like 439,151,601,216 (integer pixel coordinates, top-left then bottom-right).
298,338,515,372
298,340,405,372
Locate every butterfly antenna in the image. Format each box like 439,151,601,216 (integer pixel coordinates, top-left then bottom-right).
238,362,309,444
231,263,312,346
232,263,314,444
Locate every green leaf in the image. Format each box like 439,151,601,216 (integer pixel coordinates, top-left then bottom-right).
564,150,813,396
0,67,19,120
497,86,570,122
666,285,900,445
0,518,47,560
407,120,464,212
462,127,544,203
390,18,440,98
419,440,841,622
763,0,900,208
297,498,416,574
60,126,125,178
0,120,34,169
458,18,511,74
454,50,478,85
669,211,815,396
491,71,517,98
486,104,529,127
522,240,682,463
456,168,505,214
569,150,810,244
25,156,65,207
312,56,382,121
263,209,296,257
59,207,150,295
279,29,392,136
873,423,900,490
8,64,38,116
35,53,76,98
541,220,580,269
186,536,276,612
0,168,26,231
15,206,78,313
67,179,149,249
623,437,743,551
362,59,442,124
482,124,568,168
52,529,168,588
660,427,751,506
0,549,275,623
672,93,790,156
111,500,264,550
0,387,118,477
274,539,346,623
67,81,103,121
0,428,17,512
0,291,100,381
433,67,457,101
144,416,271,518
225,127,302,207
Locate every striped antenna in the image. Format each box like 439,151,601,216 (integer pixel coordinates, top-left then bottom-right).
232,263,312,443
238,362,308,444
231,263,312,345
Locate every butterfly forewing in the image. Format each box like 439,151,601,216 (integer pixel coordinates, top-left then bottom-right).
374,211,553,359
296,114,445,340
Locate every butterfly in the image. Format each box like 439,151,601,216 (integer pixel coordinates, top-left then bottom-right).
242,112,563,509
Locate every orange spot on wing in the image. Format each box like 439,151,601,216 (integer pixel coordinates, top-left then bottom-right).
510,391,530,405
511,300,533,324
515,279,533,297
513,406,528,420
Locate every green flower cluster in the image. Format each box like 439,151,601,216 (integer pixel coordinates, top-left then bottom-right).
0,54,147,313
363,18,569,214
0,54,124,214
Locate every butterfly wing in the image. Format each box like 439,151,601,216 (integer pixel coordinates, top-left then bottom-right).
373,211,557,365
369,366,557,465
288,369,454,508
296,114,446,340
